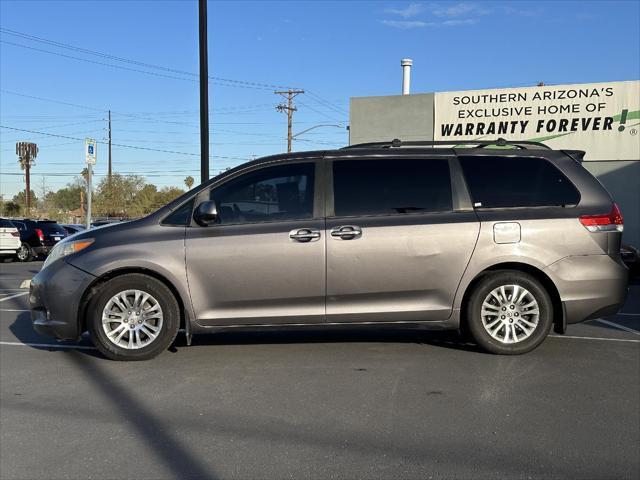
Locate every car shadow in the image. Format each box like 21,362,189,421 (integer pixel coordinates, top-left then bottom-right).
8,310,484,357
184,325,484,354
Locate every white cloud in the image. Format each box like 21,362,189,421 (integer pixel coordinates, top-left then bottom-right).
384,3,426,18
381,2,483,29
441,18,477,26
381,19,428,29
381,17,477,29
431,2,491,17
503,6,542,17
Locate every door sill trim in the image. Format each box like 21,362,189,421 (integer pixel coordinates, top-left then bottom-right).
194,319,453,329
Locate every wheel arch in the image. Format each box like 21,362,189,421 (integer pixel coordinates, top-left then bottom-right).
77,267,189,338
459,262,565,335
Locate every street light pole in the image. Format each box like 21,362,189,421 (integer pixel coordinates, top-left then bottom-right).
199,0,210,184
292,124,344,139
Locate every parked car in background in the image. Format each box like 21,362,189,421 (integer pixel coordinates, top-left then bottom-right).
0,218,21,259
621,244,640,278
61,224,86,235
91,218,127,228
30,139,629,360
12,219,67,262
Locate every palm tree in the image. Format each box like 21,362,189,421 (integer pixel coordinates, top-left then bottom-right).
184,176,195,190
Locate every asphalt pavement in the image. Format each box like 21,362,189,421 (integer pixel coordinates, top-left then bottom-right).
1,260,638,479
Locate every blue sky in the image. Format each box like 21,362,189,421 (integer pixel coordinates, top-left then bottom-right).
1,0,639,198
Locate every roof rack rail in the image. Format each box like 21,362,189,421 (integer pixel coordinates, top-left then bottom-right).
342,138,551,150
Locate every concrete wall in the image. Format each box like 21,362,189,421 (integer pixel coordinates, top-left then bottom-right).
349,93,434,145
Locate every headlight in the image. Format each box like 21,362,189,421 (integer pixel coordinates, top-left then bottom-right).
43,238,94,269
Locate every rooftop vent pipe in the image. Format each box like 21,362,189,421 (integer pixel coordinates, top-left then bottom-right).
401,58,412,95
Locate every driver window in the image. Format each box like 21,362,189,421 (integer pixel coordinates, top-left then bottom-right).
210,163,315,224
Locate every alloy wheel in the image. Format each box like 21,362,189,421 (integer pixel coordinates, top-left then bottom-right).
480,284,540,344
101,289,164,349
17,245,29,261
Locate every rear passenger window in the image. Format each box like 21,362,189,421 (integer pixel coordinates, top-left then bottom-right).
332,159,452,217
459,156,580,208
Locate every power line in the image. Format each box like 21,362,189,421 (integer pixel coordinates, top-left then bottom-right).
0,126,249,161
0,28,296,90
306,90,349,116
297,101,343,123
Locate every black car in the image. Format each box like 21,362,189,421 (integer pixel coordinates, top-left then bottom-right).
61,224,86,235
11,219,68,262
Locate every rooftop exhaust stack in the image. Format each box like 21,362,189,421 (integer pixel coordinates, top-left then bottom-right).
401,58,412,95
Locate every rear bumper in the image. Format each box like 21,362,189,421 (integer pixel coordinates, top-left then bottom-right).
30,260,96,340
33,245,54,256
544,254,629,324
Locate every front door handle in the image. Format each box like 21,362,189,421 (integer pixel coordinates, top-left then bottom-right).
330,225,362,240
289,228,321,243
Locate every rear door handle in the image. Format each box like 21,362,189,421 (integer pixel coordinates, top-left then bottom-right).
330,225,362,240
289,228,321,242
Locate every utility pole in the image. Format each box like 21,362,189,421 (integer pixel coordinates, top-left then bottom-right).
198,0,210,183
108,110,112,182
16,142,38,217
275,89,304,152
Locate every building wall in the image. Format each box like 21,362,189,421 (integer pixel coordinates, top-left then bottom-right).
349,93,434,145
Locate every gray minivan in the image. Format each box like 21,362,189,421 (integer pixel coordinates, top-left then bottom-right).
30,139,628,360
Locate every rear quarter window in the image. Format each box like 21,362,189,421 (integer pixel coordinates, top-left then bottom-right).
459,156,580,208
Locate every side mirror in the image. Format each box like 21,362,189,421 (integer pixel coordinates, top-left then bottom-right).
193,201,219,226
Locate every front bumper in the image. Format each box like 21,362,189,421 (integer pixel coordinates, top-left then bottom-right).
30,260,96,340
544,254,629,324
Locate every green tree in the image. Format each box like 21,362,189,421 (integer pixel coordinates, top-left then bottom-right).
135,184,159,215
154,187,185,210
184,176,194,190
3,201,21,217
51,185,84,212
12,190,37,214
93,174,145,218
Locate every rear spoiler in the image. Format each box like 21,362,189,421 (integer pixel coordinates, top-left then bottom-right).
562,150,586,163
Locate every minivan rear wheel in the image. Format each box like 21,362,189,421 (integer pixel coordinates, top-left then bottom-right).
87,274,180,361
466,271,553,355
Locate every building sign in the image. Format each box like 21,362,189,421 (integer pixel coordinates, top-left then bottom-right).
434,80,640,160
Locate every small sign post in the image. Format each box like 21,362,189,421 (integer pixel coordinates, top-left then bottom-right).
85,138,97,229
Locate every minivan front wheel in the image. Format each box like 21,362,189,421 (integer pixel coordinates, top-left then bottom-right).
466,271,553,355
88,274,180,361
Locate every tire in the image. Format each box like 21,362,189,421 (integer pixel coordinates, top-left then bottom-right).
16,243,33,262
465,270,553,355
87,274,180,361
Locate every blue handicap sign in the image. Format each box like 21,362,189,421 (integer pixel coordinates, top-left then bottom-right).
88,145,94,155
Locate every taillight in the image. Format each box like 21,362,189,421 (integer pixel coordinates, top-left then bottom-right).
11,231,20,237
35,228,45,242
579,203,624,232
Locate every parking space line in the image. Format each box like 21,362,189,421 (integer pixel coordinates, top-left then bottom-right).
0,292,28,303
0,341,96,350
549,335,640,343
594,319,640,336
